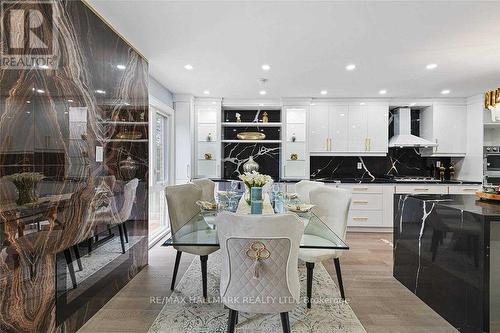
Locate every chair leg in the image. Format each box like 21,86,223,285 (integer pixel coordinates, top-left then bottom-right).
72,245,83,271
63,249,78,289
333,258,345,300
280,312,291,333
227,309,238,333
87,238,92,254
170,250,182,291
306,262,315,309
200,255,208,299
117,224,126,254
122,222,129,243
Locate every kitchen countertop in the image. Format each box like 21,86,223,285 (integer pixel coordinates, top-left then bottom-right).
209,177,481,185
404,194,500,218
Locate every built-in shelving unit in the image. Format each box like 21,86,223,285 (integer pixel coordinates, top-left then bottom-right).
282,105,309,179
221,122,282,127
194,99,222,178
221,139,282,143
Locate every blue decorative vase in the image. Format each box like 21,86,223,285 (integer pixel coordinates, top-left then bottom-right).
250,187,263,214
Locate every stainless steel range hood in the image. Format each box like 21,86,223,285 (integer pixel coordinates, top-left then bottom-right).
388,108,438,148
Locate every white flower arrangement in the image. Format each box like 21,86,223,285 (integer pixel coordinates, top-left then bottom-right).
239,171,272,188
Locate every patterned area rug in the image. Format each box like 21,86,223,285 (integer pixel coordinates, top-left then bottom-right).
149,252,366,333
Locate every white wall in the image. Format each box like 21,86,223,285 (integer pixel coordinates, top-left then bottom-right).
149,76,174,108
454,94,483,182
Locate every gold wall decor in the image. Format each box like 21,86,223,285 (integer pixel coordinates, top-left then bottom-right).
237,132,266,140
290,153,298,160
485,88,500,110
204,153,213,160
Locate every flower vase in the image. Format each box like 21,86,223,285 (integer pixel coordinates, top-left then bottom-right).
250,187,263,214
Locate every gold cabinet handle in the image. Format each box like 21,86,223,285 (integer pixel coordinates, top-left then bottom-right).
353,200,369,204
462,188,478,192
364,138,368,151
353,187,369,191
329,138,332,151
368,138,371,151
353,217,369,221
326,138,329,151
414,188,429,191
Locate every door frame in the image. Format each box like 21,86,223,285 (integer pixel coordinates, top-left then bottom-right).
148,95,175,248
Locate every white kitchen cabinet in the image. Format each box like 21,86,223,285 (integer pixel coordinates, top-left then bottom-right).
448,184,481,194
283,106,309,179
395,185,449,194
309,102,388,155
309,104,329,152
420,103,467,156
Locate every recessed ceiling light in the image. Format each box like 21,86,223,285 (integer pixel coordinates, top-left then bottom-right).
379,89,387,95
36,89,45,94
310,103,316,106
184,64,194,70
409,102,416,106
426,63,438,70
26,111,31,114
212,101,216,105
320,90,328,95
203,90,210,95
261,64,271,71
67,99,74,103
441,89,450,95
345,64,356,71
259,90,267,96
95,89,106,94
360,102,366,105
26,100,31,104
116,64,126,70
259,103,264,106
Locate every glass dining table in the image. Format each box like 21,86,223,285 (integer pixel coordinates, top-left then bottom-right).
162,192,349,250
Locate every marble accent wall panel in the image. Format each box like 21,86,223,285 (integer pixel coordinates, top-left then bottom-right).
311,148,452,180
0,1,148,332
223,143,280,180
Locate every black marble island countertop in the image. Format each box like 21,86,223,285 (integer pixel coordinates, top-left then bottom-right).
408,194,500,218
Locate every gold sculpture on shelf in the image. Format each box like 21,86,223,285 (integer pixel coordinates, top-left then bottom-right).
262,112,269,123
485,88,500,110
204,153,212,160
237,132,266,140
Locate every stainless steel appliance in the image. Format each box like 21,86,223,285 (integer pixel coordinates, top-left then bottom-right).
484,146,500,180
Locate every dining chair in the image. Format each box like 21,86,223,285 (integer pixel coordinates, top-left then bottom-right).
299,186,351,308
295,180,324,204
166,183,219,299
216,212,304,333
191,178,216,202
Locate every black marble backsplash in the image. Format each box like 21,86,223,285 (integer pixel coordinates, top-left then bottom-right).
311,148,452,180
223,143,280,180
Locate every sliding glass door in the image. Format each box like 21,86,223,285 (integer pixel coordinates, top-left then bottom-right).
149,105,172,245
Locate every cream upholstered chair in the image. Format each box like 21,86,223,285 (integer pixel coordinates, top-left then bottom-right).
295,180,324,204
166,183,219,299
299,186,351,308
216,212,304,333
191,178,216,202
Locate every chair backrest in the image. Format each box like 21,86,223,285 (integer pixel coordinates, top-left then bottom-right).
216,212,304,314
165,183,202,233
295,180,324,204
309,186,351,240
262,178,274,194
191,178,215,202
119,178,139,222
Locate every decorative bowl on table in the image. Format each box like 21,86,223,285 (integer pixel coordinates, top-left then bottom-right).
237,132,266,140
286,203,315,213
196,200,218,211
483,185,497,194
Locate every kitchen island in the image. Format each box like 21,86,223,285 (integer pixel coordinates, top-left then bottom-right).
394,194,500,332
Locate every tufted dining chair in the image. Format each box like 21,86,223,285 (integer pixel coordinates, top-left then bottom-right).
191,178,216,202
166,183,219,299
295,180,324,204
299,186,351,308
216,212,304,333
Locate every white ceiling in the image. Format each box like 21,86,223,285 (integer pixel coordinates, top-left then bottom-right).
88,0,500,99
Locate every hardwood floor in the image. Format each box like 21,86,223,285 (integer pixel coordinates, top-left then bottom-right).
78,233,457,333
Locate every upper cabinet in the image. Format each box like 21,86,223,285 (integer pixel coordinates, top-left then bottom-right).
194,98,222,178
419,103,466,157
309,102,389,155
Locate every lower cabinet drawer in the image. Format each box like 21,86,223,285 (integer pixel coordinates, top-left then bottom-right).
350,193,383,210
448,185,481,194
395,185,448,194
347,210,383,227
